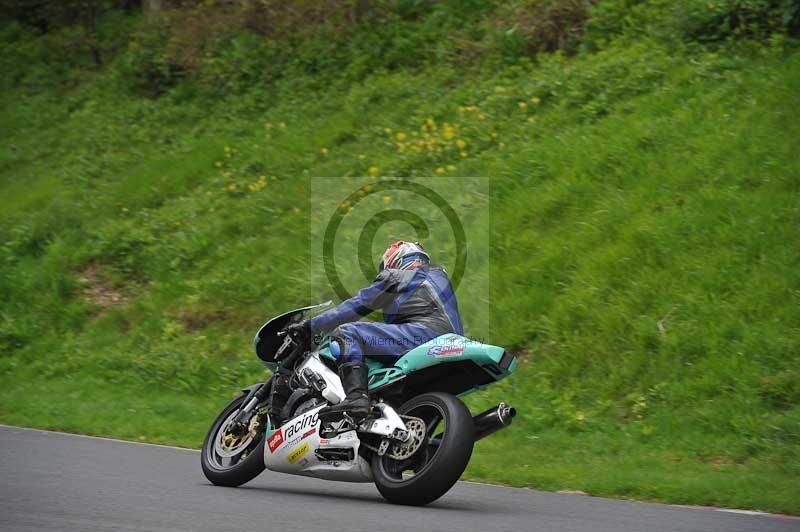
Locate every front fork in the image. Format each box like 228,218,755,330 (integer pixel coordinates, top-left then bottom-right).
228,379,272,436
229,342,306,436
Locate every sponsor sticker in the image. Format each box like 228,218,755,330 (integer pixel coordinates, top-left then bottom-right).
427,344,465,357
287,442,310,464
336,430,356,441
267,429,284,453
301,428,316,440
284,410,320,440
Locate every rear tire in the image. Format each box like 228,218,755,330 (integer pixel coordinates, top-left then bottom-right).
201,394,267,487
372,392,474,506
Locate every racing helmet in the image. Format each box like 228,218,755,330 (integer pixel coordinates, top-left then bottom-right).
379,240,430,271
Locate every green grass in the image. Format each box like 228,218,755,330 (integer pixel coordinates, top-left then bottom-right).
1,4,799,514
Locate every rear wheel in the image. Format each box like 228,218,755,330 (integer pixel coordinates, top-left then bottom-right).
371,392,474,506
201,394,267,487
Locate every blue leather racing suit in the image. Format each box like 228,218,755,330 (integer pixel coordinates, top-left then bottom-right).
308,266,463,364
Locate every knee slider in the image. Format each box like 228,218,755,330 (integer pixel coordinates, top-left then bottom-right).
331,324,361,364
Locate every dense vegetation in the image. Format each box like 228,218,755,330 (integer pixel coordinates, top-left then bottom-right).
1,0,799,513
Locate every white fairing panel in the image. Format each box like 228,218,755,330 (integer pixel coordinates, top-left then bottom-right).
298,355,346,405
263,405,373,482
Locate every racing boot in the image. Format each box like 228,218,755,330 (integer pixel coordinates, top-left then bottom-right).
319,362,370,423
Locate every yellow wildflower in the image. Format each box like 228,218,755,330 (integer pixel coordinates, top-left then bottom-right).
435,167,445,175
293,207,300,214
478,113,486,121
384,128,392,134
447,164,456,172
456,139,467,149
259,175,266,182
358,154,366,160
382,195,391,204
368,166,379,176
321,148,329,156
530,96,541,104
396,132,406,141
518,102,527,110
215,161,222,168
494,86,506,93
460,151,468,158
278,122,286,129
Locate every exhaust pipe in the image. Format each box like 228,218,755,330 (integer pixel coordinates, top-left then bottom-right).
473,402,516,441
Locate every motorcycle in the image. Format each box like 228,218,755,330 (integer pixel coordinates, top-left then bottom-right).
201,302,517,506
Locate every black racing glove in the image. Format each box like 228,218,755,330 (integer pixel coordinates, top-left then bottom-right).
285,319,312,352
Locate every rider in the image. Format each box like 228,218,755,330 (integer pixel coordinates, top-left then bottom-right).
286,241,463,423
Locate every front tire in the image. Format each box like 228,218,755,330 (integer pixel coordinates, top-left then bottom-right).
372,392,474,506
201,394,267,487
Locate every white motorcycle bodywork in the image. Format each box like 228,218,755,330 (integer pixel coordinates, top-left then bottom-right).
262,352,407,482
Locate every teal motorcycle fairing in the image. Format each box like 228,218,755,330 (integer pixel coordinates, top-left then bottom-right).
254,305,517,399
318,333,516,397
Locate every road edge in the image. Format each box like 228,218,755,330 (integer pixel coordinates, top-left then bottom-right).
2,422,797,521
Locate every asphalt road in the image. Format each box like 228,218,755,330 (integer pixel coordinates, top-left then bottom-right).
0,425,797,532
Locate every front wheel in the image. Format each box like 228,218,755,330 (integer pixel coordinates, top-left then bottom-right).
201,394,267,487
372,392,474,506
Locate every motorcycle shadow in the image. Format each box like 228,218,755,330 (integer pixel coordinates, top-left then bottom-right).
206,483,490,512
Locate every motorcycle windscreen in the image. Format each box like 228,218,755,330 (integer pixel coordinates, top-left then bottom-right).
252,302,331,363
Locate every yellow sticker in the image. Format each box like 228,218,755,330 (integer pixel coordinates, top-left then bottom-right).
287,442,310,464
